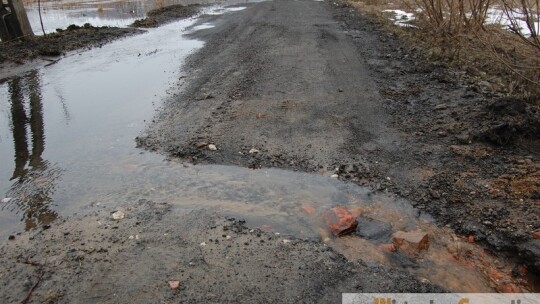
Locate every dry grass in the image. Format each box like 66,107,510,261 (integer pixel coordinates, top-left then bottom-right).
347,0,540,103
410,0,490,34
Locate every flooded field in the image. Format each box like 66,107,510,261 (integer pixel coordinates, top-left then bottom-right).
1,0,538,295
23,0,251,33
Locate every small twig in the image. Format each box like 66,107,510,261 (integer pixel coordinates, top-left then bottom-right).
22,260,41,267
44,59,61,67
22,269,44,304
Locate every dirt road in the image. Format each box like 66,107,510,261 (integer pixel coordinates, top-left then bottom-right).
139,0,540,277
1,0,539,302
1,201,443,303
140,0,397,171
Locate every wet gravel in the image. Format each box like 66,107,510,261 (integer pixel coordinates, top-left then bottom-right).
1,0,538,299
332,1,540,274
137,0,540,276
0,200,444,303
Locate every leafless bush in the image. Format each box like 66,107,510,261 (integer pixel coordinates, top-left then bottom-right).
500,0,540,48
475,0,540,98
480,27,540,96
412,0,491,35
405,0,539,99
350,0,539,100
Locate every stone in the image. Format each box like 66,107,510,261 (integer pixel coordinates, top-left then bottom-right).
392,230,429,257
319,228,331,243
379,243,397,253
355,217,393,242
111,211,125,220
301,205,315,215
434,104,448,110
323,207,358,236
208,144,217,151
249,148,259,154
168,280,180,289
533,231,540,240
195,142,208,148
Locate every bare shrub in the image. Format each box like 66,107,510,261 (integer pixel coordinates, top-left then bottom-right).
349,0,540,100
475,0,540,99
500,0,540,48
406,0,539,100
412,0,491,35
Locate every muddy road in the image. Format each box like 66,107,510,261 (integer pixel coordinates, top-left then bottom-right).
139,0,540,279
139,0,396,171
1,201,444,303
1,0,540,302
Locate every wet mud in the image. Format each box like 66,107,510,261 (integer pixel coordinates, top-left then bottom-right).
331,2,540,274
0,0,539,301
0,201,443,303
131,4,201,28
137,0,540,279
0,25,142,64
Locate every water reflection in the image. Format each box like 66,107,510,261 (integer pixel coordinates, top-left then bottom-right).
9,77,29,180
1,16,206,233
24,0,262,34
4,71,59,231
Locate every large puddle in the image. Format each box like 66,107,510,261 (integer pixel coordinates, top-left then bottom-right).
1,1,538,293
23,0,255,34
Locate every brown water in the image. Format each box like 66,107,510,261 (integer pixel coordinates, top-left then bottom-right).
0,1,536,293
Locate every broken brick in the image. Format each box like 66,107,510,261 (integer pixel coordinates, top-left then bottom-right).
323,207,358,237
392,230,429,257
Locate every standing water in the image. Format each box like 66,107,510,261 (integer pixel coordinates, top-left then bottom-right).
23,0,254,34
0,1,537,293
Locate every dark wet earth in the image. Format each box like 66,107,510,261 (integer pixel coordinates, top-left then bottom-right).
0,0,539,302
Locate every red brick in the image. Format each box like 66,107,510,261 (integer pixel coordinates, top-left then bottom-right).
392,230,429,257
323,207,358,236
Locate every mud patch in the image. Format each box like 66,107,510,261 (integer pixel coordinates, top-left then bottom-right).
131,4,201,28
333,0,540,275
0,25,142,64
0,201,443,303
132,0,540,277
491,160,540,199
475,97,540,146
